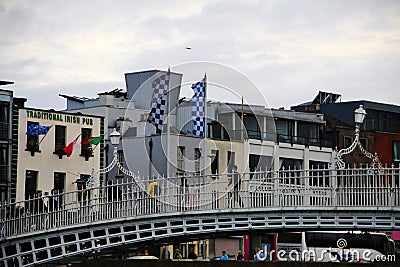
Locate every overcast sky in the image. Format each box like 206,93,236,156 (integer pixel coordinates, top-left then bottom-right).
1,0,399,110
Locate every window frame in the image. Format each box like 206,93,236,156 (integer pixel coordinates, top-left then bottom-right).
344,136,352,148
211,149,219,175
54,125,66,158
80,128,93,160
26,121,40,154
176,146,185,176
0,101,9,139
393,141,400,163
25,170,38,200
117,150,124,176
194,148,201,175
53,172,66,193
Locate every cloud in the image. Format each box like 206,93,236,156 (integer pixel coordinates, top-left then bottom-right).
1,0,400,110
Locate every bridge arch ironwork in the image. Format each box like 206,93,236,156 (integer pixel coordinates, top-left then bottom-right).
1,166,400,266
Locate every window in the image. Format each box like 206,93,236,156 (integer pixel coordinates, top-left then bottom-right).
117,150,124,176
54,172,65,193
297,122,319,139
279,158,303,184
309,161,329,186
210,150,219,175
0,143,8,204
344,136,352,148
177,146,185,176
209,121,223,139
359,138,367,155
25,170,38,200
243,114,261,140
227,151,235,173
279,158,303,170
76,174,90,203
249,155,273,172
26,121,39,152
0,143,7,183
387,112,399,133
276,120,293,142
81,128,92,160
0,102,9,139
54,125,66,156
393,141,400,163
359,138,367,149
194,148,201,175
249,154,260,173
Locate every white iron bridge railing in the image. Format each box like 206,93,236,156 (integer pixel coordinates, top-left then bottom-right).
1,166,400,239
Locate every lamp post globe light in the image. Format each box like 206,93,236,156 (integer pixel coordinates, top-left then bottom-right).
110,128,121,148
329,105,381,170
87,128,144,190
354,105,367,124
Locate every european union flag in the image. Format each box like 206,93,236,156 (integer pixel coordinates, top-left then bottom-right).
26,124,52,135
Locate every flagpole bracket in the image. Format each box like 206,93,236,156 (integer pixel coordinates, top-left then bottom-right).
25,147,41,157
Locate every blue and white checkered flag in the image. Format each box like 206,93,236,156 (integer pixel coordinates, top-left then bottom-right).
148,73,170,131
191,80,205,136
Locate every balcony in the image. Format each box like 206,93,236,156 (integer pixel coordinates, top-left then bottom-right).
206,125,331,148
80,146,93,161
277,134,332,148
53,147,66,159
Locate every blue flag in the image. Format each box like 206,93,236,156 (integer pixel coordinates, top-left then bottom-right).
192,80,205,136
148,73,169,131
26,124,52,135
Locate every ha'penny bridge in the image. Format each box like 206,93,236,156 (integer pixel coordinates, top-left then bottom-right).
1,166,400,266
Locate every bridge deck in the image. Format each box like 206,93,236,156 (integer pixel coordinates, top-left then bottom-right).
1,167,400,266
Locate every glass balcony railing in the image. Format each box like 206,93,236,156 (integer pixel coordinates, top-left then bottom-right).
207,129,331,148
277,134,332,148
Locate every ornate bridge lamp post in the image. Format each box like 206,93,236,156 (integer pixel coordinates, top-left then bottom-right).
329,105,382,170
86,129,121,189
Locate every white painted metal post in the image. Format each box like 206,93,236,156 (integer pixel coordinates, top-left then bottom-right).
331,169,337,207
273,171,279,207
304,169,310,206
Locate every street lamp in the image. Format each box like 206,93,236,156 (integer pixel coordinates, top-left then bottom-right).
87,128,122,188
329,105,382,169
110,128,121,148
354,105,367,124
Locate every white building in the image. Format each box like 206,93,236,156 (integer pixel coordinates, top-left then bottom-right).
58,69,333,259
16,107,103,201
60,70,184,182
125,101,333,179
60,69,333,181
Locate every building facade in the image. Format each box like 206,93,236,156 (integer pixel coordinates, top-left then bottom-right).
60,89,135,184
60,70,184,183
59,70,334,260
0,86,13,204
15,107,103,202
126,101,333,179
292,92,400,166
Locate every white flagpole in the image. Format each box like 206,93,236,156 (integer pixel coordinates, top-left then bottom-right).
166,67,171,178
203,73,207,179
37,125,53,146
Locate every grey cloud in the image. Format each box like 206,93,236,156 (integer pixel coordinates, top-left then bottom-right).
1,0,400,110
